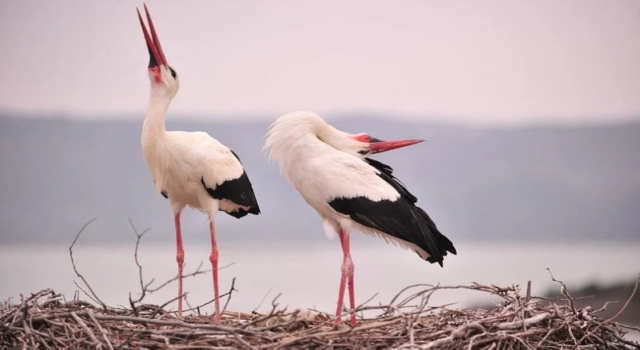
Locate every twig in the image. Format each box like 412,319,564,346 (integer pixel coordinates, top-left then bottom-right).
68,218,108,310
252,289,272,313
222,277,238,313
86,309,114,350
128,218,152,305
234,333,258,350
497,313,552,330
546,268,576,315
147,262,210,293
71,311,101,348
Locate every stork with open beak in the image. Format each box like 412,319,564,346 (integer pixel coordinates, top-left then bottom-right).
264,111,456,326
137,5,261,323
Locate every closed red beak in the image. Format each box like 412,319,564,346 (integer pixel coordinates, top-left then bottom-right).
369,138,424,154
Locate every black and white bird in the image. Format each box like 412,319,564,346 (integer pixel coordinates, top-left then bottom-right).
137,5,260,323
264,111,456,326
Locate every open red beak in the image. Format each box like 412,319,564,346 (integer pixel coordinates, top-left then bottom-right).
369,137,424,154
137,4,168,68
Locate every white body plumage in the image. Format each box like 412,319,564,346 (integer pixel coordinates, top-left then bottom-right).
142,127,250,216
265,111,438,260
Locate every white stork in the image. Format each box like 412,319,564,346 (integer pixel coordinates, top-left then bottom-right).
264,111,456,326
137,5,261,323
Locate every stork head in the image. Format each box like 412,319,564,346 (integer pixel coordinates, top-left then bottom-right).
265,111,424,162
137,5,179,99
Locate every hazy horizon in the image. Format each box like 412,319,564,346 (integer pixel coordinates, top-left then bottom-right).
2,110,640,129
2,116,639,247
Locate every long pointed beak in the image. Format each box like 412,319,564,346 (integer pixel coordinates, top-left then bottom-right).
369,138,424,154
137,4,168,68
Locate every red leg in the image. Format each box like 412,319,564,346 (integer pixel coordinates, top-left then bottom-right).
174,213,185,319
209,216,221,323
334,229,356,326
334,262,348,323
347,260,356,326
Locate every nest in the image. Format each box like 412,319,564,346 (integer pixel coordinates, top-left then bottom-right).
2,279,639,350
3,221,638,349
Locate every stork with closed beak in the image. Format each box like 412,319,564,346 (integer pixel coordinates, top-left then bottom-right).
264,111,456,326
137,5,261,323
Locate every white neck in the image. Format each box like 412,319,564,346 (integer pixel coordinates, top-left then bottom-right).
267,127,335,184
142,87,172,143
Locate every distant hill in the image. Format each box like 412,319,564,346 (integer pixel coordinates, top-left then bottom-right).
1,113,639,245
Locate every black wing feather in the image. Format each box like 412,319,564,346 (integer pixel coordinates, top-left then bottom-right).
201,150,261,219
329,158,456,266
364,158,417,204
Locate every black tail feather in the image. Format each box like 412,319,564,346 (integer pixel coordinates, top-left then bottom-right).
342,157,457,267
224,206,260,219
417,207,457,266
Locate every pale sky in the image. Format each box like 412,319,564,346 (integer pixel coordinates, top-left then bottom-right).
1,0,639,126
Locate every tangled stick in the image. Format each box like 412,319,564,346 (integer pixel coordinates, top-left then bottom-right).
2,220,638,349
2,277,638,349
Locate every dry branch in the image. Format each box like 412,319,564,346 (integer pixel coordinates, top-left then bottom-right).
68,218,107,311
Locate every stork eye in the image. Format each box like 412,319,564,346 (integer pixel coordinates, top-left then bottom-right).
169,67,177,79
353,134,371,143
